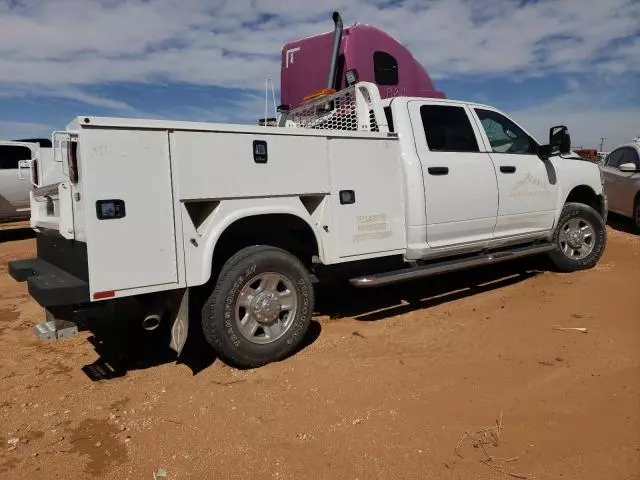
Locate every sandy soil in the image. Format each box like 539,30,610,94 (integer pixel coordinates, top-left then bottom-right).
0,222,638,480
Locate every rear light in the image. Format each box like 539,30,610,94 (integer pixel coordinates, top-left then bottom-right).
67,141,79,183
31,158,39,186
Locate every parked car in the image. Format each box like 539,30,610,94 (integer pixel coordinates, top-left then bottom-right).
600,140,640,231
0,140,38,221
0,138,61,222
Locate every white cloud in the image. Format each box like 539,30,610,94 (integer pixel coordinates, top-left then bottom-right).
0,0,638,90
508,85,640,150
0,0,638,148
513,106,639,152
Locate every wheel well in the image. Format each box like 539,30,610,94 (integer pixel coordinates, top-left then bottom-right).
566,185,603,216
212,214,319,272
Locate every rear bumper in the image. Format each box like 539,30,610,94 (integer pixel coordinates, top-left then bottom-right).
9,258,89,307
8,232,90,308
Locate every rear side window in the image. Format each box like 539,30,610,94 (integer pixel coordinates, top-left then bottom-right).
420,105,480,152
373,51,398,86
0,145,32,170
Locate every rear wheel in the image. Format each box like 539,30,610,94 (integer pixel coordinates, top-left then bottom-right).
202,246,314,368
633,198,640,233
549,202,606,272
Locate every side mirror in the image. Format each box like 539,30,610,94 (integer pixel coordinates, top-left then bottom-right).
619,162,639,172
549,125,571,154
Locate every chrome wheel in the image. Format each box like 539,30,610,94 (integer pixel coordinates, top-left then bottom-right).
235,272,298,345
558,217,595,260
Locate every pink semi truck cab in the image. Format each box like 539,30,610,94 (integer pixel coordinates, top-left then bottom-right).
280,16,446,110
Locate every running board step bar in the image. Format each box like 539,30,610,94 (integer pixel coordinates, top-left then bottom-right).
350,243,556,288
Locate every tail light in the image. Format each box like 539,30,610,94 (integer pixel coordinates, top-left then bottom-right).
67,140,78,183
30,158,39,186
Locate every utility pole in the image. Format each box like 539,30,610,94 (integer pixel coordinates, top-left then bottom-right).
599,137,606,152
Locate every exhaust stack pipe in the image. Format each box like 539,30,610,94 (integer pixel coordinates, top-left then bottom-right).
142,313,162,331
326,11,344,90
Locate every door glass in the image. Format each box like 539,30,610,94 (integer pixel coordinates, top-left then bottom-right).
475,109,537,154
420,105,479,152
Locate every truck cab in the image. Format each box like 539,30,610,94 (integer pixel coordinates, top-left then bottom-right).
281,21,445,110
379,95,607,262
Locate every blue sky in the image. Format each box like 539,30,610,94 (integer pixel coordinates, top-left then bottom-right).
0,0,639,150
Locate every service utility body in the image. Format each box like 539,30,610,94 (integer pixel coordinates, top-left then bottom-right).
9,12,608,368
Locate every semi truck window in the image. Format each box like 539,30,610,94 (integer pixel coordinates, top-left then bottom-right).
475,109,536,155
373,51,398,86
0,145,31,169
420,105,479,152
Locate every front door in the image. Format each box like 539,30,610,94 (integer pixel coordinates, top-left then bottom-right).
471,108,560,238
409,101,498,248
0,142,35,217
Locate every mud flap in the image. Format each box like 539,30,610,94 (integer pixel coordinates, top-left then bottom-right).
167,289,189,356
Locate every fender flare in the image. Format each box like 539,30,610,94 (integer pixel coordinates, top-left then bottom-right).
195,197,327,285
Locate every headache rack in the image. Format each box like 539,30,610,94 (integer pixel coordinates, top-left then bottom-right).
281,82,389,134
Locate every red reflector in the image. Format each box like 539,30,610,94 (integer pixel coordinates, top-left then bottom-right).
93,291,115,300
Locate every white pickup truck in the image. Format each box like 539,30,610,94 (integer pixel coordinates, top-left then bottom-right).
9,81,607,368
0,139,65,222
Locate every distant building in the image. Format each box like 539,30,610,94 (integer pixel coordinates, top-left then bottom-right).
574,148,599,162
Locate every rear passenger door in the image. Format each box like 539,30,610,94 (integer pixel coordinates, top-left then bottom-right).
408,101,498,249
471,108,559,238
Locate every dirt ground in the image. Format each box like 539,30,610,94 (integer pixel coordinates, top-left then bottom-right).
0,221,638,480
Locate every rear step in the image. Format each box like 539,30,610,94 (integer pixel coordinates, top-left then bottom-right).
350,243,556,288
9,258,89,307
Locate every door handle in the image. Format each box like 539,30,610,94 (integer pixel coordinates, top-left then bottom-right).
500,166,516,174
428,167,449,175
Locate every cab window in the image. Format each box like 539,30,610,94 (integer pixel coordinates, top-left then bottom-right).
475,109,537,155
0,145,31,170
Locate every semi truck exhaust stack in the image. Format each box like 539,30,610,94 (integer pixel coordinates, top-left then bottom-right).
327,11,343,90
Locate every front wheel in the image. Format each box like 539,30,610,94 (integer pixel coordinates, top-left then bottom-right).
633,198,640,233
202,246,314,369
548,202,606,272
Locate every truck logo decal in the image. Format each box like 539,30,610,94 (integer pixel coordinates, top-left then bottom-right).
352,213,393,242
509,173,550,198
285,47,301,68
